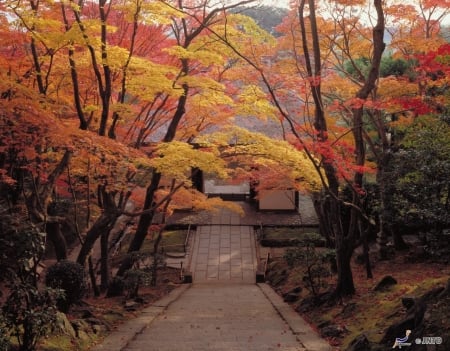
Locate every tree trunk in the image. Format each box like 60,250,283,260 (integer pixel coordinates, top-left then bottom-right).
76,212,118,266
299,0,356,298
115,172,162,276
312,193,333,247
361,221,373,279
151,229,163,286
334,244,356,297
46,221,67,261
100,230,110,292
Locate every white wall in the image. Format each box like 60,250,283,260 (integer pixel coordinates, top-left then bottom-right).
259,190,296,210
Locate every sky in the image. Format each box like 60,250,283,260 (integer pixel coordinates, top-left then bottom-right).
250,0,450,25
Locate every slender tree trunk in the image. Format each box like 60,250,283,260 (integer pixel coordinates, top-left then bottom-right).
24,150,72,262
100,230,110,292
116,75,189,277
299,0,356,297
108,0,140,139
151,229,163,286
361,221,373,279
46,221,67,261
348,0,386,255
76,186,126,267
88,256,100,297
76,212,118,266
98,0,112,137
60,3,89,130
340,0,385,291
115,172,162,276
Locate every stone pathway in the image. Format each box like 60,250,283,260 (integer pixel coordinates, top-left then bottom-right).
92,206,331,351
123,284,307,351
191,225,257,283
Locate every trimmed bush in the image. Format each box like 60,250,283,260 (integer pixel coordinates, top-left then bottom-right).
45,260,87,312
106,276,125,298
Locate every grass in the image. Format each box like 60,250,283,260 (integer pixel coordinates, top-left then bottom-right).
263,226,319,240
142,229,188,253
335,274,449,348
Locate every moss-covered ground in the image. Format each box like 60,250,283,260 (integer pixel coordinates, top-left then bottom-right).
267,251,450,350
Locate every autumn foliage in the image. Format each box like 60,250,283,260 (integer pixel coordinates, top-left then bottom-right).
0,0,449,326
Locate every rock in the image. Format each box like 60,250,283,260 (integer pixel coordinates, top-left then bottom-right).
296,297,315,313
438,278,450,298
374,275,397,291
105,310,124,319
133,296,146,304
283,293,300,303
273,274,287,286
317,320,331,329
381,299,426,345
85,317,104,326
402,297,415,309
54,311,77,338
321,324,346,338
421,287,444,301
346,334,371,351
282,286,302,302
124,300,140,311
92,324,108,334
296,291,333,313
285,286,303,295
267,269,288,287
339,302,358,318
76,329,92,343
78,308,95,319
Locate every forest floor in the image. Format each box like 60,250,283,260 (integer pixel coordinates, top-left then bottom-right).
265,249,450,350
35,266,183,351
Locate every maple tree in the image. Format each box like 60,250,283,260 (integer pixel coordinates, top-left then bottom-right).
385,0,449,55
117,1,260,275
1,0,255,284
209,0,386,297
1,0,449,308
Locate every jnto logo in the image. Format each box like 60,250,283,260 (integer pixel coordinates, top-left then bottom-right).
392,330,412,349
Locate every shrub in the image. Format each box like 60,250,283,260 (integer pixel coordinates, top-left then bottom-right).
106,276,125,298
0,214,61,351
284,234,335,296
123,269,152,299
0,314,10,351
45,260,87,312
2,282,62,351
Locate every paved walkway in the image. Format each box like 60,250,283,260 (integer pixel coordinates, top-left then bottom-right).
122,284,307,351
191,225,257,283
92,206,331,351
